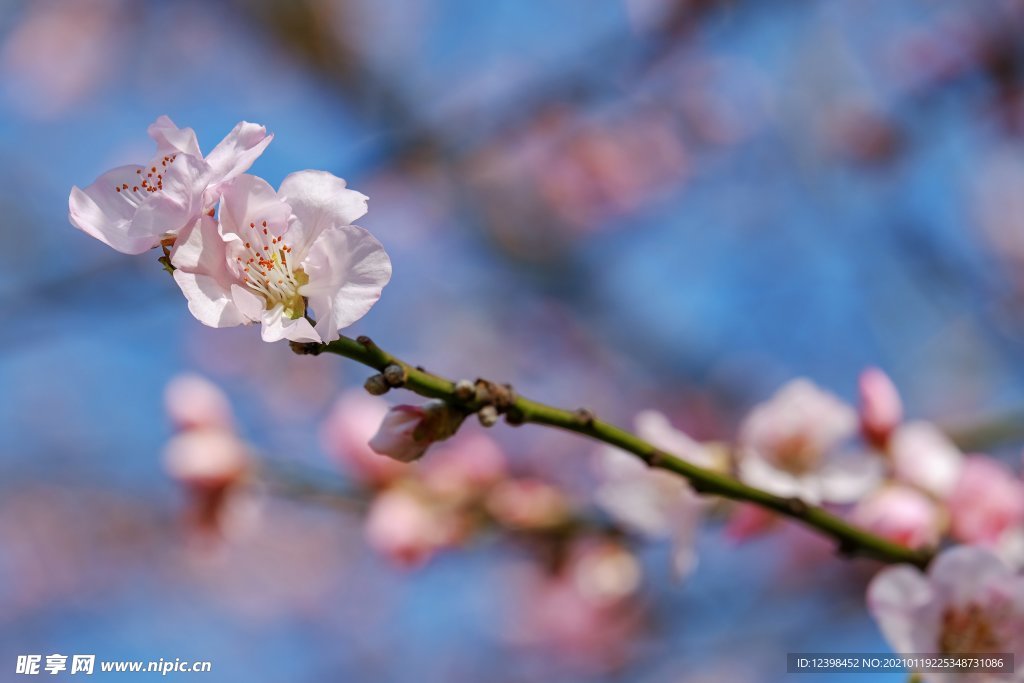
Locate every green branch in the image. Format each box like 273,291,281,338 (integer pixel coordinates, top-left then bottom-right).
292,335,933,569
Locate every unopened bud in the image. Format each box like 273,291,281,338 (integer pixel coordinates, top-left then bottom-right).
383,364,407,387
478,405,500,427
454,379,475,401
364,374,390,396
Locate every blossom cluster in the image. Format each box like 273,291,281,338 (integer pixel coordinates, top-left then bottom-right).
69,116,392,343
76,119,1024,674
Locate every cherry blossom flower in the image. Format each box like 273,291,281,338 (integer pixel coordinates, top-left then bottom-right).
859,367,903,449
368,400,465,463
69,116,271,254
320,390,407,486
737,379,880,504
594,410,717,577
164,373,235,432
363,486,463,567
868,546,1024,678
503,539,644,672
947,455,1024,549
850,485,944,550
486,478,572,531
419,433,507,502
889,421,964,498
171,172,391,343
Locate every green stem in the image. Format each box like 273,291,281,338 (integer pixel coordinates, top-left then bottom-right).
292,335,933,568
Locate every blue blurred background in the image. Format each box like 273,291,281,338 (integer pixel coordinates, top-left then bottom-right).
3,0,1024,680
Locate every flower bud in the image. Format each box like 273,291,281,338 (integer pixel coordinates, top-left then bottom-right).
858,367,903,448
368,400,465,462
165,374,234,432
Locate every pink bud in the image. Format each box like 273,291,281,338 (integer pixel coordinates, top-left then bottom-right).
850,485,942,549
947,455,1024,545
422,433,507,500
725,502,778,541
858,367,903,448
368,400,465,463
486,478,571,530
320,391,408,486
165,374,234,432
364,488,457,567
163,428,249,534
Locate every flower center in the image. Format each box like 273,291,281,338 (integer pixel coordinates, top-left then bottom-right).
234,219,307,318
113,154,178,202
771,433,820,474
939,602,1005,655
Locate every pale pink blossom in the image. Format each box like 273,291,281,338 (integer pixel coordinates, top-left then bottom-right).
850,485,944,550
368,400,465,463
947,455,1024,547
859,367,903,448
69,116,272,254
163,429,248,489
163,428,250,534
738,379,880,504
171,172,391,343
890,421,964,498
504,540,643,671
725,502,779,541
594,411,709,577
486,478,572,531
164,373,234,432
319,390,407,486
420,433,507,501
363,487,461,567
868,546,1024,676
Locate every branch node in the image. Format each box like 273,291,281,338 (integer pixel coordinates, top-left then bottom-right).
383,364,407,387
364,374,390,396
289,341,322,356
356,335,373,347
504,407,525,426
836,538,858,558
453,380,475,402
573,408,595,426
784,496,810,517
478,405,500,427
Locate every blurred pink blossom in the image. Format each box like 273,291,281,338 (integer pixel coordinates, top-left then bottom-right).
505,540,643,672
420,432,507,502
594,410,709,577
363,487,462,568
165,373,235,432
858,367,903,449
725,502,779,541
947,455,1024,547
868,546,1024,669
889,421,964,498
486,478,572,531
850,485,943,550
738,379,880,504
368,400,465,463
320,390,407,486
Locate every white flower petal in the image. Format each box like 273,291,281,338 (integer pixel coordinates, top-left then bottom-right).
278,170,369,256
301,225,392,342
147,115,202,158
816,453,884,504
867,565,940,655
172,270,245,327
259,305,321,343
204,121,273,186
